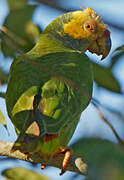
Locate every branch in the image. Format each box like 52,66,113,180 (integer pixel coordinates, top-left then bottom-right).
35,0,74,12
0,93,6,98
92,101,124,149
0,26,26,46
0,140,87,175
92,98,123,118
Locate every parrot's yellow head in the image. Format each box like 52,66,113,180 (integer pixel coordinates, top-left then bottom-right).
63,7,111,59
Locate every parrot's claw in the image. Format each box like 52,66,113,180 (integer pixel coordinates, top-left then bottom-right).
60,169,65,176
60,148,72,176
41,163,46,170
40,148,71,175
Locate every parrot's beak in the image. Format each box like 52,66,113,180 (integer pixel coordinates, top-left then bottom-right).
88,29,111,60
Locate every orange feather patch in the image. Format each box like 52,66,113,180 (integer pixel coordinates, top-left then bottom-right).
44,134,58,142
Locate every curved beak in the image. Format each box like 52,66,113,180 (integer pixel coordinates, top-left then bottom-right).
88,30,111,60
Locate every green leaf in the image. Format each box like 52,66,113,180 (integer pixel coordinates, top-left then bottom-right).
0,69,8,85
110,45,124,68
8,0,27,10
2,167,51,180
1,6,40,57
92,62,121,93
110,51,124,68
111,51,124,67
71,138,124,180
0,41,1,51
114,45,124,52
0,109,6,128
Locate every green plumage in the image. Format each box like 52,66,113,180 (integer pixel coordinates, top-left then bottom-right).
6,12,93,156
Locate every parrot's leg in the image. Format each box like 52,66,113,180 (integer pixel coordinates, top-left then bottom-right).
40,148,72,175
40,134,72,175
59,148,72,175
41,164,46,169
51,147,72,175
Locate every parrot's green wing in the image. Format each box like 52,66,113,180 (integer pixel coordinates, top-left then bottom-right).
6,52,93,136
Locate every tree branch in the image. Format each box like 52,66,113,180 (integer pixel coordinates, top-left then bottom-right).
35,0,74,12
92,98,123,118
0,140,87,175
0,93,6,98
92,101,124,149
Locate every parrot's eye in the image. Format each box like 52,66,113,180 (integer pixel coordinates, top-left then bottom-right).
83,21,97,33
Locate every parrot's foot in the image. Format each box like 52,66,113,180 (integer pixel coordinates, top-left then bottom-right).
40,148,71,175
41,163,46,169
59,148,72,175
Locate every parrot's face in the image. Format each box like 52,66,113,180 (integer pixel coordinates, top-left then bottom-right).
64,7,111,59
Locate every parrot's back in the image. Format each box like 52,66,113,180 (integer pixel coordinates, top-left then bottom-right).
6,51,92,156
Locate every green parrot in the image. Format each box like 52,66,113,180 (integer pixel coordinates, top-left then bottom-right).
5,7,111,175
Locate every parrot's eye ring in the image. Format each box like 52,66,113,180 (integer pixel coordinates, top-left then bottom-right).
83,21,97,33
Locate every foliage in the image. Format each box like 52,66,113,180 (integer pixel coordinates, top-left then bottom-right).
92,61,121,93
2,167,51,180
71,138,124,180
1,2,39,57
0,109,6,129
0,69,8,86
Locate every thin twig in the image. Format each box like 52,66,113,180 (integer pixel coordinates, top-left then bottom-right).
35,0,74,12
0,26,27,46
92,98,123,118
0,26,25,55
2,34,23,54
92,100,124,148
0,92,6,98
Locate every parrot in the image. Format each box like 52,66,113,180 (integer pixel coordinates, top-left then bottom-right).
5,7,111,175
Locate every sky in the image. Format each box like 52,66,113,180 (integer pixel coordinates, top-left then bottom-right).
0,0,124,180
